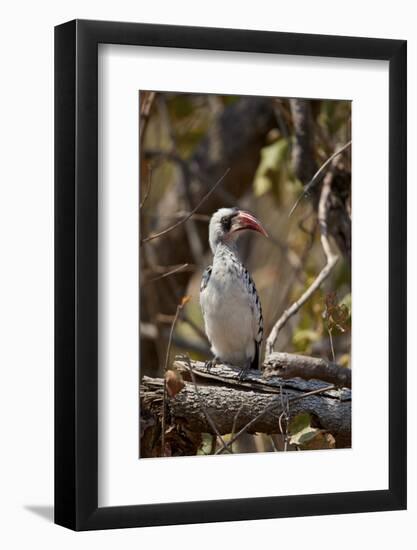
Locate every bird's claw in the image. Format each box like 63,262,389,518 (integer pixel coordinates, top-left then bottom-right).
205,357,219,373
238,365,250,381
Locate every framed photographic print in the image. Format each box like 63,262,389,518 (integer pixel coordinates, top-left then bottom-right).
55,19,407,530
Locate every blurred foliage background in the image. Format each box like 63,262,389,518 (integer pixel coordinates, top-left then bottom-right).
140,91,351,455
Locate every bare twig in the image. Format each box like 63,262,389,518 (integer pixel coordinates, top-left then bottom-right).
142,211,210,223
328,329,336,362
140,246,165,364
278,388,290,452
161,298,188,457
288,140,351,218
268,216,317,337
183,355,231,454
265,171,339,356
155,97,206,264
142,168,231,244
139,91,156,150
140,163,153,210
215,383,335,455
181,313,210,344
230,404,245,453
143,263,189,285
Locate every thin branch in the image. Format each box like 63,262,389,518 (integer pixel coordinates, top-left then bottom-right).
141,212,210,223
215,383,335,455
181,313,210,345
161,299,187,457
143,148,204,262
288,140,352,218
156,311,209,346
143,263,189,285
328,329,336,362
143,263,196,275
155,98,206,264
141,168,231,244
230,404,245,453
140,163,153,210
278,387,290,452
183,356,231,454
139,91,156,150
265,171,339,356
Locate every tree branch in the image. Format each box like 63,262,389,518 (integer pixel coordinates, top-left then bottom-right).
265,170,339,356
140,373,350,442
141,167,230,244
140,354,351,456
172,355,350,390
142,263,190,285
289,140,352,218
215,382,336,455
263,352,351,389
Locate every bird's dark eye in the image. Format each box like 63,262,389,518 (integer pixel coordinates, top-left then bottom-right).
221,216,232,232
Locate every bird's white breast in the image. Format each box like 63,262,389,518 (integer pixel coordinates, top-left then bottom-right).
200,257,257,366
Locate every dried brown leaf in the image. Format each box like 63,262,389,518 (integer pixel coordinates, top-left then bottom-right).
165,369,185,398
181,295,191,307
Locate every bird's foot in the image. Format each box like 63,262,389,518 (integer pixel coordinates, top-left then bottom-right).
205,357,219,373
238,363,251,381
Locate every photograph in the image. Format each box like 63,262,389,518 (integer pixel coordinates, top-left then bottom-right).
139,91,352,458
0,1,409,541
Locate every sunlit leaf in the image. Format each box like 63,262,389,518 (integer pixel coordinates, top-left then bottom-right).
253,138,290,198
197,433,215,455
289,412,336,450
289,412,311,434
290,425,320,446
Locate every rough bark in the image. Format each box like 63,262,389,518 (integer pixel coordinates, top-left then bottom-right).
140,357,351,457
142,377,350,434
263,353,351,389
174,355,351,391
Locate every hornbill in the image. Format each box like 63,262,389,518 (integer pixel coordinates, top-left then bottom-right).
200,208,268,379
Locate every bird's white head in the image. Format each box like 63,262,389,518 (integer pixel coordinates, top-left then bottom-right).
208,207,268,253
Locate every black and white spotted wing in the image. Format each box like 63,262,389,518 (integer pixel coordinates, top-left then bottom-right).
200,265,212,315
240,264,264,368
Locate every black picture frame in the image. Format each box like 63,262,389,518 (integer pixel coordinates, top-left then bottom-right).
55,19,407,531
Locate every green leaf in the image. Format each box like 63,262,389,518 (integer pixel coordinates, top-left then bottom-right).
339,293,351,313
289,426,320,446
289,412,311,434
253,138,290,197
292,328,320,350
254,174,273,197
288,412,336,449
197,433,214,455
289,413,318,447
